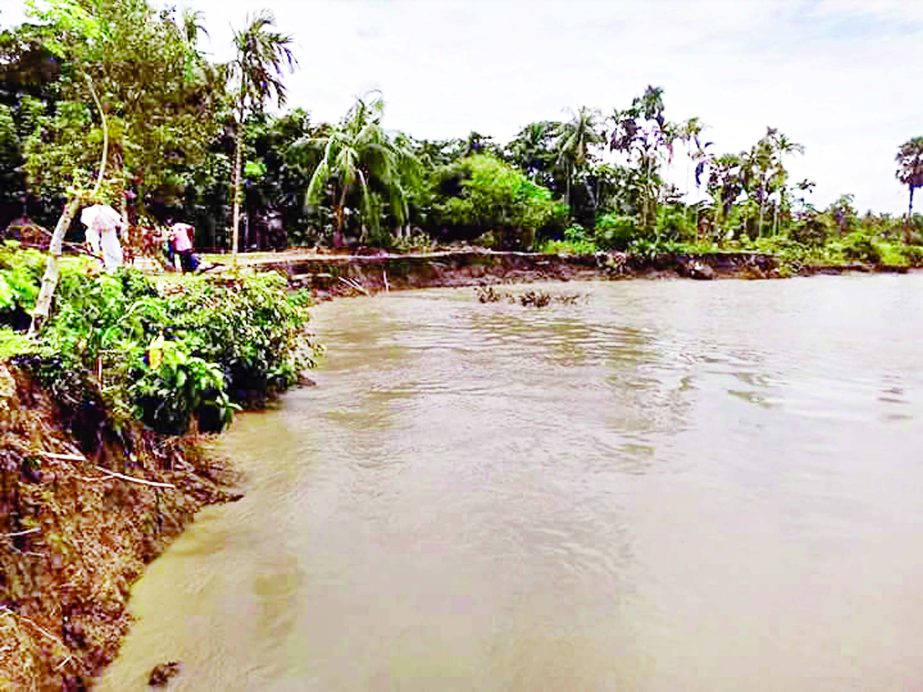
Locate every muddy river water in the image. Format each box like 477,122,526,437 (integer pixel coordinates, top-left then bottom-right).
102,275,923,690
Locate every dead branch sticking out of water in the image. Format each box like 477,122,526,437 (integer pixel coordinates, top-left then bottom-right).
337,276,371,296
474,286,586,308
149,661,183,687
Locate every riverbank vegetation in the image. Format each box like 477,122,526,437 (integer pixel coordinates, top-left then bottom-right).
0,244,314,434
0,244,314,686
2,1,921,271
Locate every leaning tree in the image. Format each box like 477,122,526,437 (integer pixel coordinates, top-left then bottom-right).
22,0,220,333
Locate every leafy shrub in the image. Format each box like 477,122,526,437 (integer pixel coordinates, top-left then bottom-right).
130,339,237,435
594,213,636,250
656,206,694,242
902,245,923,267
540,225,598,254
431,155,566,249
161,272,314,401
0,243,46,329
789,215,832,247
842,232,882,265
627,238,688,259
25,267,314,435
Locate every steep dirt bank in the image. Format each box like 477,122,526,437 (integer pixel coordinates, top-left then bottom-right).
224,249,917,296
247,250,780,297
0,364,237,689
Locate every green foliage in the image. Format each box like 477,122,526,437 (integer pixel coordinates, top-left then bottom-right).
0,328,33,360
0,4,917,256
841,232,883,265
303,94,420,245
789,214,832,247
432,155,565,249
655,206,695,242
16,0,225,211
541,225,598,254
0,243,45,314
22,266,314,434
161,272,314,399
130,338,235,435
594,213,636,250
901,245,923,267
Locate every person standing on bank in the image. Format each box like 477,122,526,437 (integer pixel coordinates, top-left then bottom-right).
170,221,199,273
80,201,123,273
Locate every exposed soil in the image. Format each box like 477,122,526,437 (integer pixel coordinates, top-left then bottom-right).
0,364,238,689
251,250,783,299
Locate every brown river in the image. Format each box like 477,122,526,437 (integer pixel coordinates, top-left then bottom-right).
102,275,923,690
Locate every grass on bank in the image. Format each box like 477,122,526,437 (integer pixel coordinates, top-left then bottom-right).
0,242,317,435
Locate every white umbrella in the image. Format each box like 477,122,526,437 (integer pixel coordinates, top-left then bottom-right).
80,204,124,272
80,204,121,231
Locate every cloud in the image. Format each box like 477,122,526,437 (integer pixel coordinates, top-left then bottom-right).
4,0,921,212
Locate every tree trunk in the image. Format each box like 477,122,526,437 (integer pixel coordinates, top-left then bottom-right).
29,197,81,335
906,186,915,244
332,205,345,248
231,118,243,262
565,164,572,213
30,74,108,335
332,184,349,248
758,188,765,238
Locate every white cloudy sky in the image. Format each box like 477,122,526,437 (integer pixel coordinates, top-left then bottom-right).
4,0,922,212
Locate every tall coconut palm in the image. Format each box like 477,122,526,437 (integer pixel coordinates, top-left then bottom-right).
896,136,923,233
305,94,419,247
746,128,802,237
229,11,295,261
677,117,704,221
768,131,803,235
555,106,603,213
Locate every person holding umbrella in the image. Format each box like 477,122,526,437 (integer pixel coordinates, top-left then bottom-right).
80,200,124,273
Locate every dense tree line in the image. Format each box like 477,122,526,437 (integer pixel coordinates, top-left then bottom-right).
1,0,921,257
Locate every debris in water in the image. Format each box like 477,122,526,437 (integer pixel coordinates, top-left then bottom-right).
475,285,503,303
474,286,586,308
148,661,182,687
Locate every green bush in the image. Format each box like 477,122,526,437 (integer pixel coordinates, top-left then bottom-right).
0,243,46,329
540,225,598,254
789,215,832,247
842,232,882,265
656,206,694,242
431,154,565,249
595,213,636,250
902,245,923,267
19,267,315,435
130,338,237,436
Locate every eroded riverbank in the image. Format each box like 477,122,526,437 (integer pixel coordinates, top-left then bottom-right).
0,367,238,689
214,248,918,299
102,275,923,690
